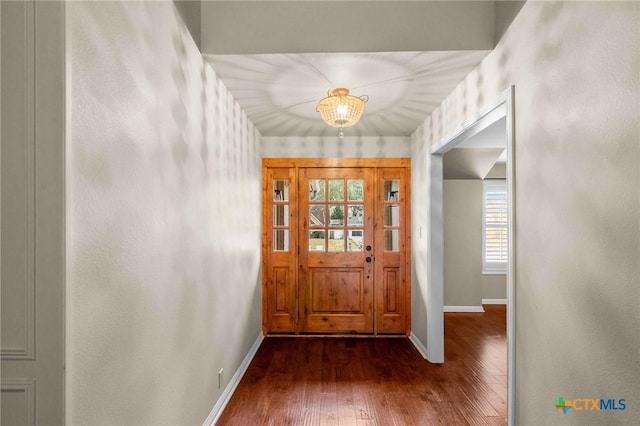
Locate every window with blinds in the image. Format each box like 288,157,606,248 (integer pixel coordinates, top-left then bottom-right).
483,180,507,273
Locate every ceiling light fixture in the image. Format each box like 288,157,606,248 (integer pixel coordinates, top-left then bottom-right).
316,88,368,138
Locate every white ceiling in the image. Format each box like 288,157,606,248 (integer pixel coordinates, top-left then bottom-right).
442,114,507,178
458,116,507,149
205,51,490,137
458,116,507,162
194,1,524,138
443,148,504,179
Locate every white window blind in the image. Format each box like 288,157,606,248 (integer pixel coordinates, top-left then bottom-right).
483,180,507,273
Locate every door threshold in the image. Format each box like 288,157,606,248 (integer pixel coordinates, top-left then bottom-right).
266,333,408,338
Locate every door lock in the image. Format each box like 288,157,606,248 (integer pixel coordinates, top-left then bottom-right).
365,256,373,263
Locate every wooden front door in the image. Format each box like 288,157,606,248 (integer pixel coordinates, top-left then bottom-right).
262,158,410,335
299,168,375,333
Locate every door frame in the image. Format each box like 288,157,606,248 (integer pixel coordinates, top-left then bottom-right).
428,87,515,425
261,158,411,336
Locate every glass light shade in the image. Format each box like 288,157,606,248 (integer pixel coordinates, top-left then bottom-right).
316,88,366,128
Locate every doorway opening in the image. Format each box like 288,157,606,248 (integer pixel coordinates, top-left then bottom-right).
427,87,515,424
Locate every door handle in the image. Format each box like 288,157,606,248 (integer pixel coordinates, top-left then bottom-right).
365,256,373,263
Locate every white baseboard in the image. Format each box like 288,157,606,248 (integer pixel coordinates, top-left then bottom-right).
482,298,507,305
443,306,485,313
203,333,265,426
409,332,428,359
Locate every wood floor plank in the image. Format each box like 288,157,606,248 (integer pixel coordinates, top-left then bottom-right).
334,365,357,426
216,306,507,425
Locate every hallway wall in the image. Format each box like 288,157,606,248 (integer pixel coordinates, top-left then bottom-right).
443,179,483,307
261,136,411,158
411,1,639,423
443,179,506,307
67,2,262,424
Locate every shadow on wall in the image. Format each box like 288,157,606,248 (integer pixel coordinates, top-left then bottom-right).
200,63,210,171
69,1,262,423
410,122,439,351
504,0,637,418
261,135,412,158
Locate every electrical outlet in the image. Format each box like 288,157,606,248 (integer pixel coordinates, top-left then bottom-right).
218,368,224,389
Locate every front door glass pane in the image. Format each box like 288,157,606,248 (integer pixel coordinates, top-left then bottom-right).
329,179,344,201
384,180,400,201
273,230,289,251
273,205,289,226
384,229,400,251
329,205,344,226
328,230,345,252
348,230,364,251
309,230,326,252
347,179,364,201
347,205,364,227
384,205,399,227
274,180,289,201
310,179,325,201
309,205,326,227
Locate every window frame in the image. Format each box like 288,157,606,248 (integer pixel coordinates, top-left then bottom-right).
482,179,508,274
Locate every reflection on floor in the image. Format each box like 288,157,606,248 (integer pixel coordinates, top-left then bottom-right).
217,305,507,425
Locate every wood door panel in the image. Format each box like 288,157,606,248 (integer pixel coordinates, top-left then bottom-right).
273,267,292,313
269,269,296,332
309,268,364,313
305,267,372,333
384,268,399,313
378,267,405,334
305,315,370,333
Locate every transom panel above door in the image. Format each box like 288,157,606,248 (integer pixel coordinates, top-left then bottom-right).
262,158,410,336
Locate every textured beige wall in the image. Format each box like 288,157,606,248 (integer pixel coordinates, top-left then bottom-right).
443,180,483,306
261,136,411,158
67,2,262,424
412,1,639,423
202,1,494,55
485,162,506,179
443,148,504,179
443,179,506,306
482,274,506,300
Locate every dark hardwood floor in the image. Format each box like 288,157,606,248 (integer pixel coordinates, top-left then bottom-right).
217,305,507,425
